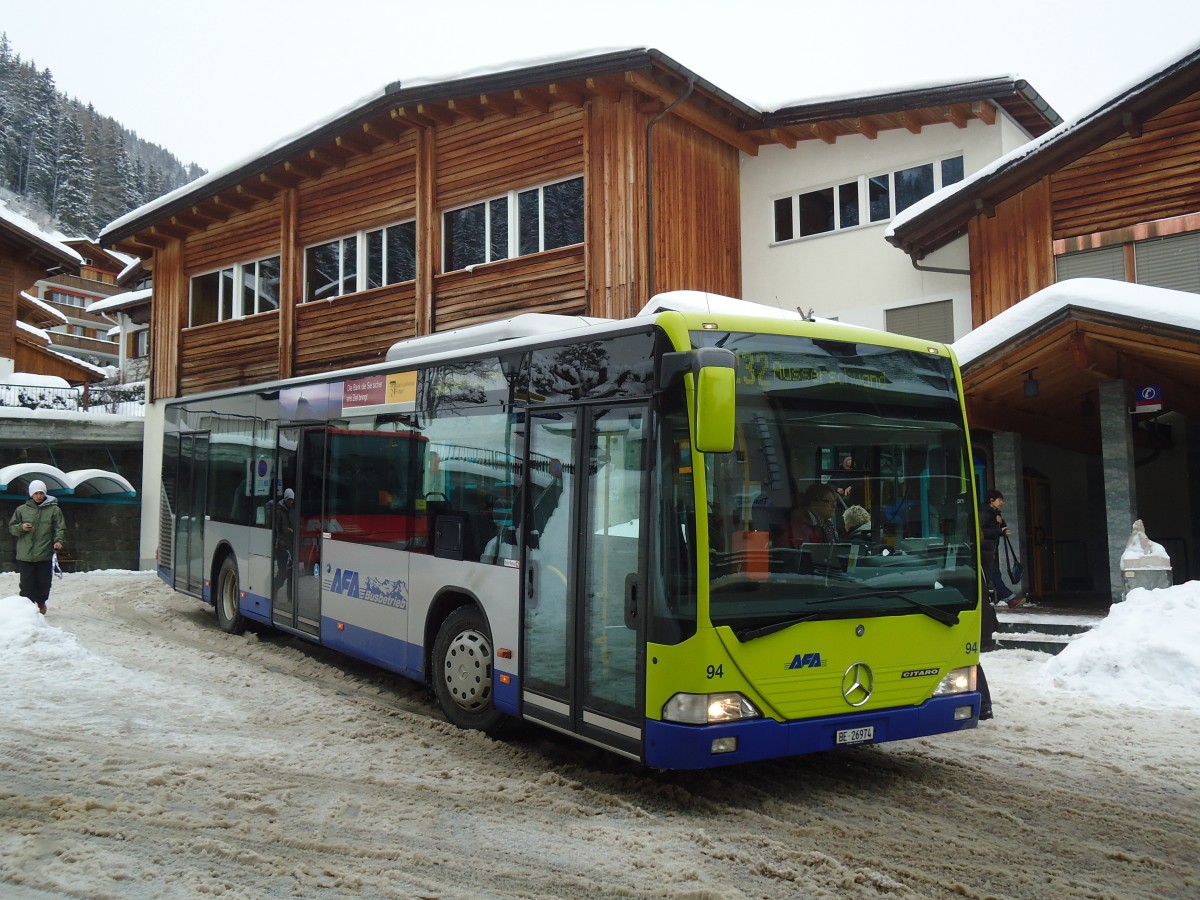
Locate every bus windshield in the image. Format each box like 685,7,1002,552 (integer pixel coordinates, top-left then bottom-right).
695,331,977,639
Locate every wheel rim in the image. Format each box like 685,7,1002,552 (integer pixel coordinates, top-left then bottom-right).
219,568,238,621
442,627,493,712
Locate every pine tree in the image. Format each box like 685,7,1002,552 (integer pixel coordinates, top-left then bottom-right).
53,101,95,235
0,30,204,234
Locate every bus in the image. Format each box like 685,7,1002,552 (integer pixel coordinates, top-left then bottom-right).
159,291,985,769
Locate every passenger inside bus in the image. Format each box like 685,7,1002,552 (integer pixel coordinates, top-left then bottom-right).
784,482,839,547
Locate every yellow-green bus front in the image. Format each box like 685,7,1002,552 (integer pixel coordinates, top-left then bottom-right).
642,311,981,768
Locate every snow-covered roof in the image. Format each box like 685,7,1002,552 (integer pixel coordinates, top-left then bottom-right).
952,278,1200,366
102,48,1055,249
88,287,152,314
15,319,51,344
19,290,69,324
0,200,83,266
888,42,1200,255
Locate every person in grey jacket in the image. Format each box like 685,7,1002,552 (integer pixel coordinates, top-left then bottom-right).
8,479,66,614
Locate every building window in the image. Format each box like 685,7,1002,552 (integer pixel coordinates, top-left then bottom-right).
773,155,964,243
886,299,954,344
46,289,87,308
133,329,149,358
305,221,416,303
1134,232,1200,293
1057,232,1200,294
443,176,584,272
189,253,281,326
1055,246,1127,282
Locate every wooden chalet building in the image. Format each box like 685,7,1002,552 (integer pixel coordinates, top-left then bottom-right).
888,44,1200,603
0,209,103,385
99,48,1041,403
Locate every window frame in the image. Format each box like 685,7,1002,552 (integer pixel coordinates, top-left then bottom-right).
771,154,965,245
188,252,282,327
303,219,416,303
442,175,584,273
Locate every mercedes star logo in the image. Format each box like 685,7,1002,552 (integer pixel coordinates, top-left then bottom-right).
842,662,874,707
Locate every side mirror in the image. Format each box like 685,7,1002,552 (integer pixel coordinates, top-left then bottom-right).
692,348,736,453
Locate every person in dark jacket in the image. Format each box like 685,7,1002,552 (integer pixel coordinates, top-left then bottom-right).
8,479,66,614
979,489,1025,608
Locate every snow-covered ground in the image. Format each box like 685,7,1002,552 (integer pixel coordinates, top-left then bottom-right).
2,571,1197,899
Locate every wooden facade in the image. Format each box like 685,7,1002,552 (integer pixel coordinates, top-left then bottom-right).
964,87,1200,325
103,52,751,400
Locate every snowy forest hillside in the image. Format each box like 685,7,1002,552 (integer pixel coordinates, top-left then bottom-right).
0,33,204,238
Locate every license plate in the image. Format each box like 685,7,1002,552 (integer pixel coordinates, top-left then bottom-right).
836,726,874,745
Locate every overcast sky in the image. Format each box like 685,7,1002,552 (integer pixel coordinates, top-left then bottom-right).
6,1,1200,174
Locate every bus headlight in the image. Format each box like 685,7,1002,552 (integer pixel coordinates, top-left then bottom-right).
662,692,761,724
932,666,977,696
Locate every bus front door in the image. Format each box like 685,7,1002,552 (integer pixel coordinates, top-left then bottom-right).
522,404,648,760
174,432,209,597
273,426,325,638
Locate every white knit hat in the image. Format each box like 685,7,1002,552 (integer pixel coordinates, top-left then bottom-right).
28,479,47,497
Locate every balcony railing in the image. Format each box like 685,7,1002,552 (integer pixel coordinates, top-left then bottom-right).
0,382,147,416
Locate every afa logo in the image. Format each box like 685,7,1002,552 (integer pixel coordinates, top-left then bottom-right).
328,568,361,597
787,652,825,670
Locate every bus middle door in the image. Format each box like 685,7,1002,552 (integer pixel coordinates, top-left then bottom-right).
521,403,648,760
273,426,326,638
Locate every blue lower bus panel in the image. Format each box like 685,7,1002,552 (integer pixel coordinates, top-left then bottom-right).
643,693,980,769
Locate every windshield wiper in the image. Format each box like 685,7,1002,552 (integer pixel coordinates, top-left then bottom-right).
733,590,960,640
735,614,819,642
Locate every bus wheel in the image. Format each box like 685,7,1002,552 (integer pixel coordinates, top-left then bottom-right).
215,555,246,635
432,606,506,735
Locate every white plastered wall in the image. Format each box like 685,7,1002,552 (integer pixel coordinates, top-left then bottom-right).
739,113,1033,340
139,399,165,571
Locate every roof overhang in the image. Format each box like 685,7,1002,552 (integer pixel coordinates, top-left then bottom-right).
956,279,1200,452
889,46,1200,260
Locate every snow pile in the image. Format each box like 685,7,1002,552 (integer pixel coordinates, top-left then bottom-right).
1044,582,1200,710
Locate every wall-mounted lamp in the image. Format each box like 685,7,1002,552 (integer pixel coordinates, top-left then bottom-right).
1023,369,1039,398
1081,393,1096,418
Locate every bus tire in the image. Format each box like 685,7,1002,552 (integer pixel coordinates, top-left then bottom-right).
432,606,506,735
215,554,246,635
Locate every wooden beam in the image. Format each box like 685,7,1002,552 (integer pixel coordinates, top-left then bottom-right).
814,123,838,145
948,103,972,129
974,100,996,126
586,74,626,102
335,130,375,155
308,145,351,169
151,223,186,240
623,71,760,155
549,81,587,107
448,96,486,121
768,127,797,149
213,192,255,213
363,119,405,143
113,239,155,257
185,205,224,226
514,86,550,113
901,111,922,135
854,117,879,140
480,92,517,117
1122,111,1143,139
393,106,435,128
284,156,324,180
417,102,456,126
236,181,275,203
974,196,997,217
260,169,300,191
170,212,208,232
